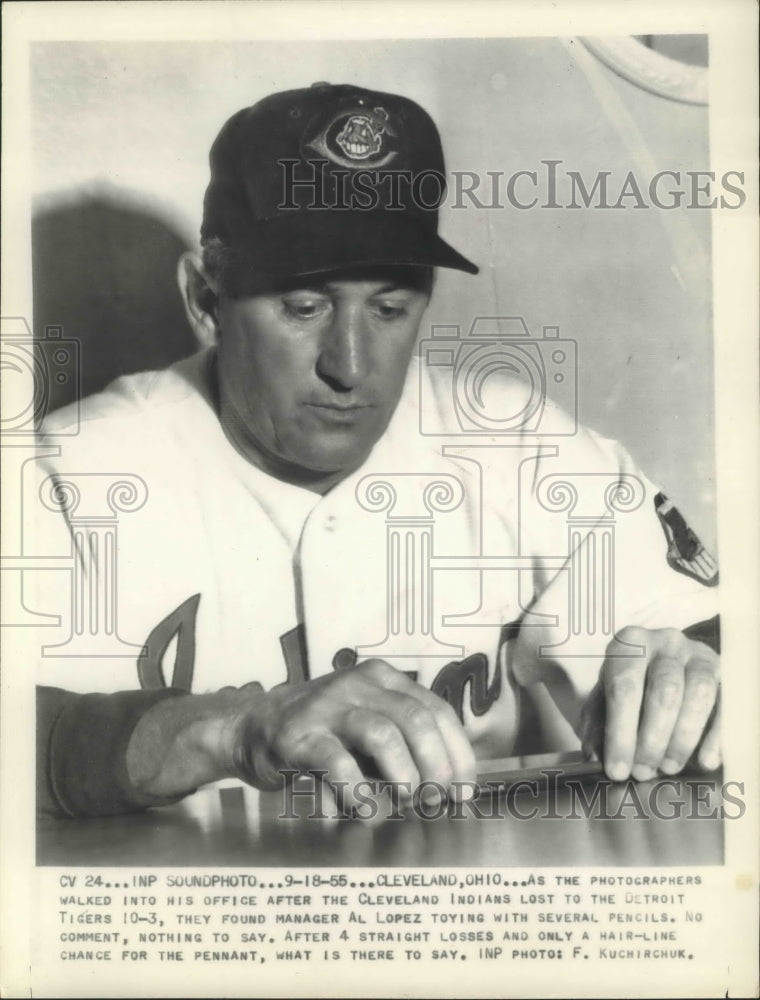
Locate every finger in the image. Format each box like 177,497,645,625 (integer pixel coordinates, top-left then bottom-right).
367,689,455,800
315,777,346,822
697,705,721,772
579,681,605,761
631,651,686,781
403,685,478,796
341,707,420,793
319,772,394,826
359,659,477,796
276,729,366,812
602,649,648,782
660,655,720,775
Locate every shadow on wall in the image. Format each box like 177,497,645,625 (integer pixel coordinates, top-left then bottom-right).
33,195,198,413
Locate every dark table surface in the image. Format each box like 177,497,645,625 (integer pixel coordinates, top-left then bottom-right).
38,752,724,868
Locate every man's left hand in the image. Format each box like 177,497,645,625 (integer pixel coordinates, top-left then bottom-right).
579,626,721,782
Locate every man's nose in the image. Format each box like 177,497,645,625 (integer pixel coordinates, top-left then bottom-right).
316,304,370,390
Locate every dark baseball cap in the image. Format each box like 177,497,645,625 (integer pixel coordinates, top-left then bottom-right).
201,82,479,277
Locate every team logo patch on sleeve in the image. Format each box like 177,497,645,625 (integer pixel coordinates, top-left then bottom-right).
654,492,718,587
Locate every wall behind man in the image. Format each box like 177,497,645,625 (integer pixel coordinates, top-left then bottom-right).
31,37,716,549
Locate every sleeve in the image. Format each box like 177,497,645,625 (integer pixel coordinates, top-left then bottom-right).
37,685,190,817
508,408,720,736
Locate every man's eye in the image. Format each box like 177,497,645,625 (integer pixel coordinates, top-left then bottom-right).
282,298,328,320
372,302,408,320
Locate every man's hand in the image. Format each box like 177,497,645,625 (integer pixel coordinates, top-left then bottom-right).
220,658,477,810
579,626,720,782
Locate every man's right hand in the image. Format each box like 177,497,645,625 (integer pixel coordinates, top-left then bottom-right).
221,658,477,810
127,659,476,813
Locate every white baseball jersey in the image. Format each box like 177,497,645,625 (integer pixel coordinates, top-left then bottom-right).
33,348,719,760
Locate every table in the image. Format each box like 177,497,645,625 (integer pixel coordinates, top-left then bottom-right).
37,754,723,867
37,752,724,867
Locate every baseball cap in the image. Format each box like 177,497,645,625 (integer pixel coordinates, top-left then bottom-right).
201,82,479,277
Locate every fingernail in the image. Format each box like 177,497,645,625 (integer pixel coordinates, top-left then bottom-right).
606,761,629,782
659,757,681,775
700,750,720,771
630,763,657,782
583,747,599,763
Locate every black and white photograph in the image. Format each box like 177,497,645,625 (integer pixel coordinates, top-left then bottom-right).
1,1,757,997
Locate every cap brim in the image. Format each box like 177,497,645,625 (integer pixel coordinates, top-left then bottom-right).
227,211,479,276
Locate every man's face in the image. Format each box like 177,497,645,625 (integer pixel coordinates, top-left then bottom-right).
215,267,430,490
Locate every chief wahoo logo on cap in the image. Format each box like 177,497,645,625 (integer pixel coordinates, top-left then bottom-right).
304,102,400,169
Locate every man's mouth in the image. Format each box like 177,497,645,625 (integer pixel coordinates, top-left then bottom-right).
306,402,370,423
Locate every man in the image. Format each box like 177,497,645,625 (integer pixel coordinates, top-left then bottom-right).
35,83,720,818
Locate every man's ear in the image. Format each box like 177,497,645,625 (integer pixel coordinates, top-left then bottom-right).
177,252,220,349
